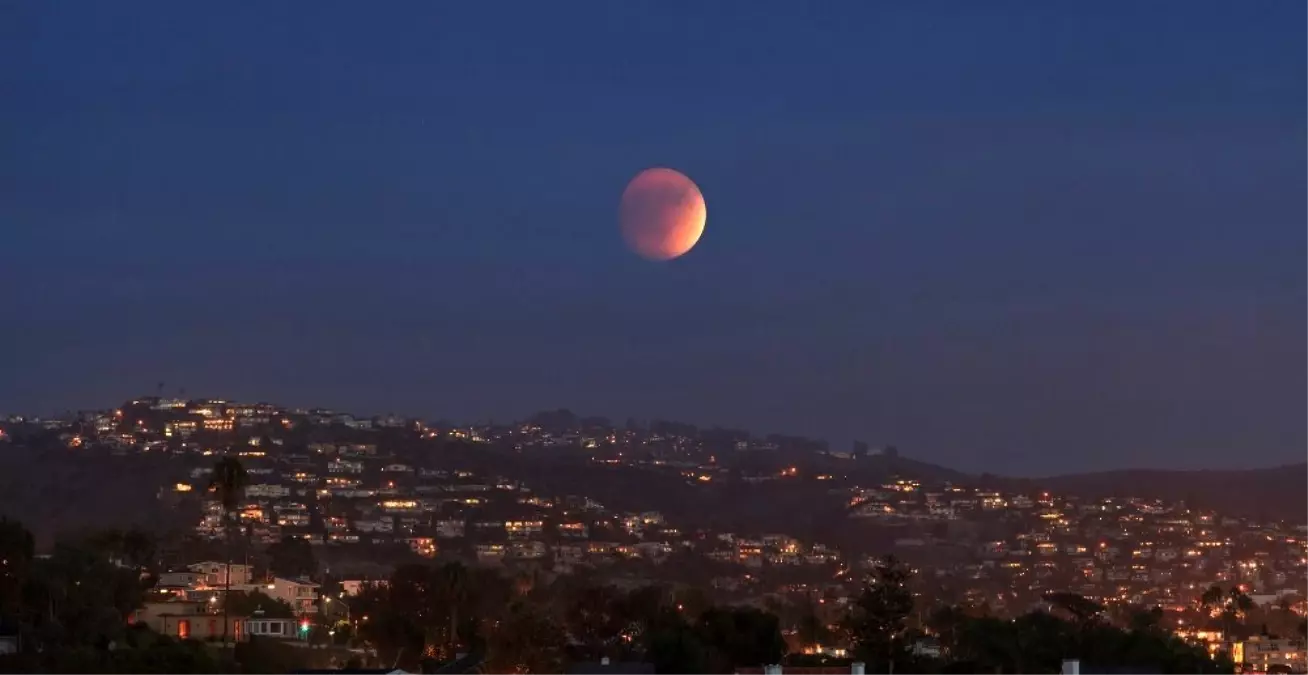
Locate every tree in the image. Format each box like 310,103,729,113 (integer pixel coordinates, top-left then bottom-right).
1218,587,1255,641
614,585,679,657
0,517,35,618
1227,587,1255,617
646,619,710,674
1200,585,1225,616
696,607,786,673
348,561,510,667
81,528,157,572
485,601,566,674
14,539,148,654
843,555,914,673
208,456,248,646
946,607,1234,674
434,561,471,658
796,601,833,650
1128,606,1165,634
1044,592,1105,625
564,584,623,660
352,588,424,670
5,630,225,673
926,605,969,658
121,529,157,571
266,536,316,580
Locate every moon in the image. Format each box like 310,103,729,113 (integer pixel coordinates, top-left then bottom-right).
619,167,706,261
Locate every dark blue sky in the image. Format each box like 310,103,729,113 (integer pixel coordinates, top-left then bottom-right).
3,1,1303,475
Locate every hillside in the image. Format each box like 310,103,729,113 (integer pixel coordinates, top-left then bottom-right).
0,447,197,547
0,441,1302,550
1026,464,1307,522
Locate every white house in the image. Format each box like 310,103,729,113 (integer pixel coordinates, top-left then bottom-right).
266,577,320,615
242,616,302,640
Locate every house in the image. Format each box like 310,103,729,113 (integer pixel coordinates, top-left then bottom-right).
475,543,506,564
1232,636,1307,674
509,540,546,560
505,520,544,538
135,600,245,641
340,579,389,597
435,519,466,539
328,458,364,474
243,615,303,640
188,561,253,586
266,577,321,615
156,571,204,590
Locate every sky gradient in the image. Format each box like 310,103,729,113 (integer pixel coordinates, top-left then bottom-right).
3,1,1304,475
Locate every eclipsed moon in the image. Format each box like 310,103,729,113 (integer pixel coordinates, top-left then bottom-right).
619,167,706,261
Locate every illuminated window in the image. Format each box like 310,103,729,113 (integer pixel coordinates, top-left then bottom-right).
178,619,190,639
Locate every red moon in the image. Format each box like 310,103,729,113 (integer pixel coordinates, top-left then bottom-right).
619,167,706,261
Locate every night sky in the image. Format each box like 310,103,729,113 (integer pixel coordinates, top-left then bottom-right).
3,1,1303,475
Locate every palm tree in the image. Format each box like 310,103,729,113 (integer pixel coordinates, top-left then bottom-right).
1228,588,1255,617
209,456,248,647
1217,587,1255,642
1200,585,1225,617
434,562,470,658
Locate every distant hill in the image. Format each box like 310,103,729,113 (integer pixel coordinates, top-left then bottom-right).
1018,464,1307,523
0,447,195,547
0,439,1301,551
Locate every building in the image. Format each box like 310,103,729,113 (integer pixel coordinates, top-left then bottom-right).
202,418,234,432
135,600,244,641
246,484,292,499
188,561,253,586
164,420,198,438
1232,636,1307,674
242,615,303,640
156,571,204,590
266,577,321,615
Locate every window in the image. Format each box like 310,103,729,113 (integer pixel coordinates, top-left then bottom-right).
269,622,283,634
209,619,217,636
177,619,190,639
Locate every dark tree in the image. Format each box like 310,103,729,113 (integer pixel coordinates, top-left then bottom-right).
696,607,786,673
1044,591,1105,624
646,620,710,674
564,584,624,660
208,456,248,646
843,555,914,672
266,536,316,580
485,600,566,674
0,517,34,617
